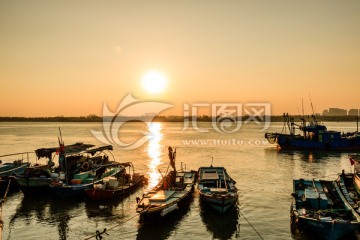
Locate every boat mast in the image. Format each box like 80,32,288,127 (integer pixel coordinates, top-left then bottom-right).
222,169,228,191
58,127,67,183
301,98,306,137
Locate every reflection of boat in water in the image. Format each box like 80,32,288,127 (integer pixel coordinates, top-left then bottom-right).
199,199,239,240
197,165,238,214
291,178,360,239
7,194,83,240
136,147,197,223
0,152,31,194
265,114,360,150
85,162,146,201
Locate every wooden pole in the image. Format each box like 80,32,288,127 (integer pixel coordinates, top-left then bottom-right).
0,178,12,240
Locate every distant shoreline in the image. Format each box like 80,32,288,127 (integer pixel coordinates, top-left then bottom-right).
0,115,358,122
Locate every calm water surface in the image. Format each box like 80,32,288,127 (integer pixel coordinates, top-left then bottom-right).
1,121,360,240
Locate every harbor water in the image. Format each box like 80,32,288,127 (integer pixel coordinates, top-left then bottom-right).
1,121,359,240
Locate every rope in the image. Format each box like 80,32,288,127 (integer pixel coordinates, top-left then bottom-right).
1,178,13,231
239,209,264,240
83,212,140,240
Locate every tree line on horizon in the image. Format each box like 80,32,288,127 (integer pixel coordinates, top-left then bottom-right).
0,115,358,122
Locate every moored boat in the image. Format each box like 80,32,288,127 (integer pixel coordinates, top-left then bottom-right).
15,142,94,195
85,162,146,201
291,178,360,239
50,145,124,198
265,114,360,150
0,152,31,194
197,165,238,214
136,146,197,223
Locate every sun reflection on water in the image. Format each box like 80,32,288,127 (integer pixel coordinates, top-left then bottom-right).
146,122,163,190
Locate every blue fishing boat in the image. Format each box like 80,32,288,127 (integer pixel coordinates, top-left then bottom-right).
0,152,31,193
15,143,94,195
50,145,124,198
291,178,360,239
265,114,360,150
136,147,197,223
197,165,238,214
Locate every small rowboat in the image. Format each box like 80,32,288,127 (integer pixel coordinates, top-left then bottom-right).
197,165,238,214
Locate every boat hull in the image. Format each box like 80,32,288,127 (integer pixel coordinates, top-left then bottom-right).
276,134,360,150
15,177,53,195
51,182,94,198
85,175,145,201
0,162,30,177
0,162,30,193
138,189,193,223
199,193,237,214
293,213,360,240
51,167,122,198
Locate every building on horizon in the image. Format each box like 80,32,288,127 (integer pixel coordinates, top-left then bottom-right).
322,108,347,116
349,109,359,116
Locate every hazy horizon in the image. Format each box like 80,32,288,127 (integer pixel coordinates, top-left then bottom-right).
1,1,359,117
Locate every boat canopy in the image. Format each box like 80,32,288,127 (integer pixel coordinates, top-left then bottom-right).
35,143,95,159
85,145,113,155
35,147,60,159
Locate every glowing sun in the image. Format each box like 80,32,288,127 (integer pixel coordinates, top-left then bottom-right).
142,70,167,94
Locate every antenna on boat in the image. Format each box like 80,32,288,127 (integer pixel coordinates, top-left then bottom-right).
302,98,305,117
309,93,315,115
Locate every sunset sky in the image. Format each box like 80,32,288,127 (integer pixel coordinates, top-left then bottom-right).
1,1,359,117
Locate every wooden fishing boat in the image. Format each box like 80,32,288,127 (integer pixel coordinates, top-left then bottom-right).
48,132,122,198
197,166,238,214
15,143,94,195
85,162,146,201
291,178,360,239
50,157,125,198
0,152,31,194
136,147,197,223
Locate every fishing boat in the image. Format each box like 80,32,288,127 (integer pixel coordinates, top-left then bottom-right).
15,142,94,195
50,145,124,198
0,152,31,194
84,162,146,201
291,178,360,239
265,114,360,150
197,165,238,214
136,146,197,223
